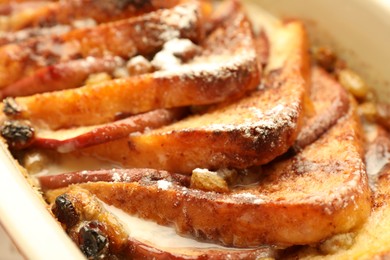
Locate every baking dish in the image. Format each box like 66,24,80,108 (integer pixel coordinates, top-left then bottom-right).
0,0,389,258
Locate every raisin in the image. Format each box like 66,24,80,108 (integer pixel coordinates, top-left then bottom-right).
52,194,80,229
78,221,109,259
0,120,34,149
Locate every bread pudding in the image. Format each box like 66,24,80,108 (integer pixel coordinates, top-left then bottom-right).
0,0,389,259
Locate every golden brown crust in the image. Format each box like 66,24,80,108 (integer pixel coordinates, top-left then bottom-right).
0,0,183,31
81,83,302,172
293,66,350,151
0,2,204,88
281,124,390,259
2,6,259,129
45,186,278,260
77,21,308,173
41,100,371,248
0,56,124,97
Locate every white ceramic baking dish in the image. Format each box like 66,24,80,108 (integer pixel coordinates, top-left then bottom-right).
0,0,389,258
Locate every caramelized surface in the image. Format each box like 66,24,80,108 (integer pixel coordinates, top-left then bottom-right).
283,125,390,259
0,0,182,31
41,101,370,248
3,6,258,129
79,21,308,173
0,3,204,88
293,66,350,150
45,186,277,259
0,56,124,97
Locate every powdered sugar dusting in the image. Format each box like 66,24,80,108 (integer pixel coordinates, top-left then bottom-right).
157,180,172,190
230,192,265,204
150,6,258,91
151,50,181,71
163,4,198,31
111,171,122,182
154,52,256,85
205,101,300,142
158,3,199,42
163,38,198,57
232,192,258,199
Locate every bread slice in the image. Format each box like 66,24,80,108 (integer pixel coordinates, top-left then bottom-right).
38,65,349,183
76,20,308,173
0,0,184,46
281,124,390,259
0,56,125,98
2,5,259,129
44,186,277,259
40,98,370,249
0,0,182,31
36,65,350,179
293,66,350,151
0,2,205,88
